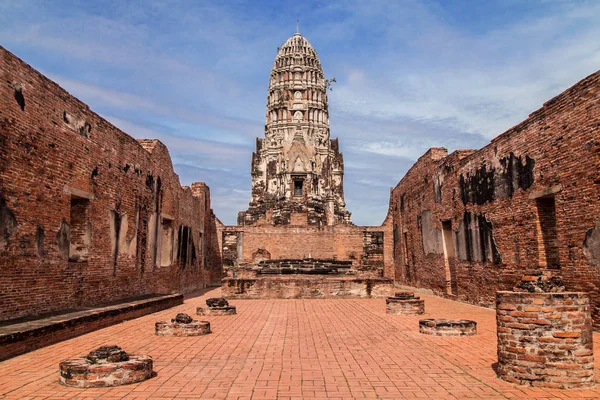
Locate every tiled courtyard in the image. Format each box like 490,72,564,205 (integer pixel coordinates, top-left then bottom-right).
1,289,600,399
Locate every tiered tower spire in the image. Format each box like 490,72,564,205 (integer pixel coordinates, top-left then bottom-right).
238,32,351,226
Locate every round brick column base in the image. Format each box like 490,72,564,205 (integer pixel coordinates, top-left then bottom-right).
59,347,152,387
197,306,237,316
419,319,477,336
386,294,424,316
496,291,595,389
155,320,211,336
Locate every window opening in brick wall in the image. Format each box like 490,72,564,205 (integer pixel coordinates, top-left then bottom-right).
177,225,196,267
442,220,457,295
393,224,399,261
536,196,560,269
160,218,174,267
110,209,122,274
403,231,411,280
69,197,90,262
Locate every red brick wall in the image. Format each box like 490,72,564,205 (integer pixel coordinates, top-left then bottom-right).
0,46,222,321
387,68,600,326
218,224,392,278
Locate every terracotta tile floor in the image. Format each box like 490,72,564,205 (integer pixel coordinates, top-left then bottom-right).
1,288,600,399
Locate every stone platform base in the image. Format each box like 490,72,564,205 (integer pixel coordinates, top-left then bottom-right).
419,319,477,336
0,294,183,361
197,306,237,316
155,320,211,336
222,276,394,299
386,293,425,315
59,346,153,388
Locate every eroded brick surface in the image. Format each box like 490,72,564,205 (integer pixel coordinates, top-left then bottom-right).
154,313,211,337
386,293,425,316
419,318,478,336
496,291,595,388
58,346,152,388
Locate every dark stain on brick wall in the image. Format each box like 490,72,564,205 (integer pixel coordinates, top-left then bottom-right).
459,165,495,205
0,194,17,252
498,153,535,198
35,225,45,258
56,219,70,259
13,84,25,111
111,209,122,275
583,216,600,268
459,153,535,206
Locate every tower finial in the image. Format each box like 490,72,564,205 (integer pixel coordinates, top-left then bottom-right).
296,20,299,34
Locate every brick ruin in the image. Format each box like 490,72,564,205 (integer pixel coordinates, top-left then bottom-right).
0,46,222,323
197,297,237,316
218,32,394,293
419,319,478,336
155,313,212,336
387,68,600,328
496,272,595,388
385,291,425,316
59,345,153,388
220,224,391,275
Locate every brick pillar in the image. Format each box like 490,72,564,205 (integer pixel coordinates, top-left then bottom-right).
496,291,595,388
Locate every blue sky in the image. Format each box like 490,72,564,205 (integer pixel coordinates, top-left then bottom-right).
1,0,599,225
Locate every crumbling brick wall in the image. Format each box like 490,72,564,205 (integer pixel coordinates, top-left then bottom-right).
0,46,222,322
218,224,392,278
388,68,600,326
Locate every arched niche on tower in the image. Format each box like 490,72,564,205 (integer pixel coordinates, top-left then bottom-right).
286,142,312,174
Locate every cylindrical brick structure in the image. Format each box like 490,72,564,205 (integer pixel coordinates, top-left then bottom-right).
386,292,425,315
59,345,153,388
393,291,416,300
419,319,477,336
197,306,237,316
496,291,595,388
198,297,237,316
155,313,211,336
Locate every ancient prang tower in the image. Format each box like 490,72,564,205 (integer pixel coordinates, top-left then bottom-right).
238,32,351,226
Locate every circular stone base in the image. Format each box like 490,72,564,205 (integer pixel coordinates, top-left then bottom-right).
386,297,424,315
197,306,237,316
419,319,477,336
59,355,152,387
155,320,211,336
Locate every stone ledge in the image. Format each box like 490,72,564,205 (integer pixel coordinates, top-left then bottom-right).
222,276,394,298
0,293,183,361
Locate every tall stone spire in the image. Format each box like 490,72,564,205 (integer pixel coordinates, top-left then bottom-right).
238,32,352,226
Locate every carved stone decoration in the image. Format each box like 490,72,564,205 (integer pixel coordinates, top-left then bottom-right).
239,32,352,227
